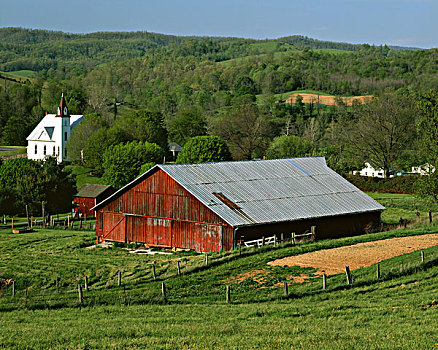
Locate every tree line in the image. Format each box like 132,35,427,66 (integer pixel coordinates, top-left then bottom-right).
1,28,438,206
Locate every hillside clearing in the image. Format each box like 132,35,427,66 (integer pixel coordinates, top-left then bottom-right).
285,92,372,106
269,233,438,275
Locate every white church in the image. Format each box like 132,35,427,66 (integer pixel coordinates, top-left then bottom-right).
27,94,83,163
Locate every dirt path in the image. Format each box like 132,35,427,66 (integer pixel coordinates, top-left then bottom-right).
269,234,438,275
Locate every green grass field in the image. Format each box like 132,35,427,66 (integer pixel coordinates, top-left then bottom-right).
1,193,438,348
0,146,26,156
0,70,37,83
64,164,105,188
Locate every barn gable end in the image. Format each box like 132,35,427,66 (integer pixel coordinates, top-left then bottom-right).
96,169,233,252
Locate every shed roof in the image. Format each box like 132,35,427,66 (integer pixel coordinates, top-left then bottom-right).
93,157,385,227
75,184,114,198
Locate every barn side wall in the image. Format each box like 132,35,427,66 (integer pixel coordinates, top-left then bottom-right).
73,197,95,217
96,170,233,252
236,211,382,242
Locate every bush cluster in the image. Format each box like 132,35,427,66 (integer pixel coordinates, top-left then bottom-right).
346,174,419,194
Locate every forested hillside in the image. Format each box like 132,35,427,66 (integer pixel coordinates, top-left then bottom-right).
1,28,438,194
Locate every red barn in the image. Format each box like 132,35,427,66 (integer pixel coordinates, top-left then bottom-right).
93,158,385,252
73,184,115,218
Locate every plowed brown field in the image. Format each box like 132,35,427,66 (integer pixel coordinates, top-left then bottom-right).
269,234,438,275
285,93,372,106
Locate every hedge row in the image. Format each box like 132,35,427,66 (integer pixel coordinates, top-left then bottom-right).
345,174,419,194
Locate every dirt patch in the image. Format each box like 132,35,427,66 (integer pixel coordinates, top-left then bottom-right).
226,268,315,287
269,234,438,275
285,93,372,106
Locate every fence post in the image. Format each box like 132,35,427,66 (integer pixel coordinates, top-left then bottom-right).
274,235,277,246
162,282,166,301
283,281,288,296
226,285,231,303
262,236,265,247
429,211,433,223
205,254,209,266
56,277,60,293
78,285,83,304
421,250,425,263
152,265,156,280
12,280,15,297
376,263,380,279
85,276,89,291
322,274,327,290
42,201,45,228
239,243,241,255
345,266,352,285
25,205,30,228
292,232,295,245
118,270,122,286
177,261,181,275
311,226,316,241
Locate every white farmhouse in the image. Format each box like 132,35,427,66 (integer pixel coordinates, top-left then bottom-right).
353,162,385,178
26,94,83,163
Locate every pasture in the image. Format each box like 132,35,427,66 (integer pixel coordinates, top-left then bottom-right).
1,192,438,348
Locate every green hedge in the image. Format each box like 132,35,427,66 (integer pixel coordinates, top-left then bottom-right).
345,174,419,194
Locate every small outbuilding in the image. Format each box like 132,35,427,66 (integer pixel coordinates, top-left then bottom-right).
93,157,385,252
73,184,116,218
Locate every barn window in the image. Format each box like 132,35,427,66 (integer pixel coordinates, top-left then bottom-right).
43,145,46,155
34,145,37,154
64,132,68,141
64,148,67,157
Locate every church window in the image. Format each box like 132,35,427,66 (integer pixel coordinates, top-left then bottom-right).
34,145,37,154
43,145,46,155
53,146,56,156
64,148,67,158
64,132,68,141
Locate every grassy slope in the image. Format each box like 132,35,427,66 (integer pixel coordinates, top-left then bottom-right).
1,193,438,348
0,146,26,156
65,165,104,188
368,192,438,225
0,70,36,83
1,224,438,348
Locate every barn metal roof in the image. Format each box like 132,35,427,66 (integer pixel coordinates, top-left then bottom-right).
93,157,385,227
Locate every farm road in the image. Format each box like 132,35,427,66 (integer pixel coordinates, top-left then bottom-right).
269,234,438,275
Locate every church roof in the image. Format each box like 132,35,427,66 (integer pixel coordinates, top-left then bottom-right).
26,114,83,141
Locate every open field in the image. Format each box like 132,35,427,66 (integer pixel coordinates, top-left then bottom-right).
0,70,36,83
1,193,438,348
0,146,26,157
285,92,372,106
270,233,438,274
64,164,105,188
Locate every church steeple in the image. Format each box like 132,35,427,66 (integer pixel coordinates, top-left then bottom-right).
56,93,69,117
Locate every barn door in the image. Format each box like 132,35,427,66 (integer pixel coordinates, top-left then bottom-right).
102,213,126,242
143,217,172,247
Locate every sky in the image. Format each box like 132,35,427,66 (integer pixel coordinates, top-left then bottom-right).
1,0,436,49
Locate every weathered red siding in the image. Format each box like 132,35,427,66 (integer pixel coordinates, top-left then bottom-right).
73,197,95,217
96,170,233,252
